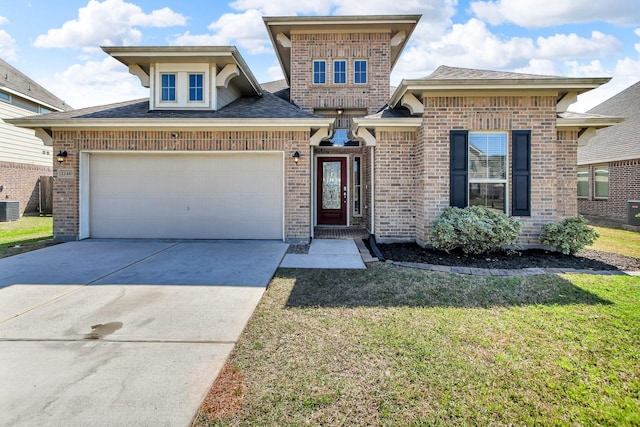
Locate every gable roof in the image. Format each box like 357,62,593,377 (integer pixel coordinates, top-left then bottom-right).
390,65,611,108
103,46,262,96
7,90,333,130
0,58,71,112
578,80,640,164
264,15,421,85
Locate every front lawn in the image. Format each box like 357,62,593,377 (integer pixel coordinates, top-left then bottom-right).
588,226,640,259
194,265,640,426
0,215,56,258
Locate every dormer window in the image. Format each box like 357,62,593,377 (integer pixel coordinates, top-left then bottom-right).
154,64,210,109
161,74,176,101
189,74,203,102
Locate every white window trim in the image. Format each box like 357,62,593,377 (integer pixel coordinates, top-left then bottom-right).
313,60,327,85
333,60,346,85
188,73,204,103
155,63,209,109
593,163,609,199
160,73,177,103
354,59,368,85
353,156,363,217
577,166,589,199
468,131,509,214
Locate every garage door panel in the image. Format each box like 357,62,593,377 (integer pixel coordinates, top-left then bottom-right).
89,153,284,240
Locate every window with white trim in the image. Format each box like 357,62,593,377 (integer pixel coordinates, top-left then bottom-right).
468,132,507,212
161,73,176,101
353,156,362,216
577,166,589,198
354,60,367,84
594,165,609,198
0,91,9,103
189,73,203,101
334,60,346,84
313,60,326,84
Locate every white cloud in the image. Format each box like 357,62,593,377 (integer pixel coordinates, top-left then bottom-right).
33,0,186,50
266,61,284,82
0,30,18,61
229,0,333,15
39,57,148,109
536,31,621,59
0,17,17,61
393,18,625,85
470,0,640,28
171,9,271,54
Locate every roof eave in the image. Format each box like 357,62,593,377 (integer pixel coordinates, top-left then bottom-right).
390,77,612,107
557,117,625,129
7,117,335,130
352,116,422,128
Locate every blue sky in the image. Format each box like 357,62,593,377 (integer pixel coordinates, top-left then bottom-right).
1,0,639,111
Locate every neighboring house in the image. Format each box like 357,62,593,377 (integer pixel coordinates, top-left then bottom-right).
0,58,71,216
8,15,618,244
577,80,640,225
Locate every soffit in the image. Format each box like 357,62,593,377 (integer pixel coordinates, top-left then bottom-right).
263,15,421,85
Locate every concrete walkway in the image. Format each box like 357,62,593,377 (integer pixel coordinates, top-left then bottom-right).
280,239,367,269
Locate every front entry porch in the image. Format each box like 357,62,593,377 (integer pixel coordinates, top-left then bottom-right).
314,226,369,239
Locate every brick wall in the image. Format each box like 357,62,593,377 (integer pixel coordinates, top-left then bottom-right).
290,32,390,115
373,130,417,239
51,130,310,241
374,94,563,246
0,161,52,215
578,159,640,223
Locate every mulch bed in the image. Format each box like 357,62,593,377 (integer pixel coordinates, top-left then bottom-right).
377,243,640,272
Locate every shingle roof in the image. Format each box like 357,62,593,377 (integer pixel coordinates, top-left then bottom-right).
578,80,640,164
0,58,71,111
424,65,565,81
9,90,321,122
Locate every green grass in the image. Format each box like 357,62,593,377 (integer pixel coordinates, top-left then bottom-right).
588,226,640,258
0,215,56,258
193,265,640,426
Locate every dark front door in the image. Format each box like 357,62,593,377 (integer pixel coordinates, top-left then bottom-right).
317,157,347,225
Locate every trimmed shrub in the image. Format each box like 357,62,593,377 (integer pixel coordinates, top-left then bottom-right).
429,206,522,255
539,215,599,255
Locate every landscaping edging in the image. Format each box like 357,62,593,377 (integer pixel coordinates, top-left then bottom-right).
386,260,640,277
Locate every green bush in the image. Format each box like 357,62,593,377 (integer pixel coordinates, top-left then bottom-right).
539,215,599,255
429,206,522,254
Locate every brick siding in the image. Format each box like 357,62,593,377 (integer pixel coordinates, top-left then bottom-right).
51,130,310,241
290,32,390,115
0,161,52,215
374,95,571,246
578,159,640,223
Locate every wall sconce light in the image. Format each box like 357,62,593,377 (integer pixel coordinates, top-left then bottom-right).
336,108,344,115
56,150,68,164
293,151,300,164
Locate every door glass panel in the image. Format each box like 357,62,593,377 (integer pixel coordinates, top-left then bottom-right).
322,161,341,209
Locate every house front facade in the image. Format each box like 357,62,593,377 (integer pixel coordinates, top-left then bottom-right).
0,58,71,216
9,15,614,244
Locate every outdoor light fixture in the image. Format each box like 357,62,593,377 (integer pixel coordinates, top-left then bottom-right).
293,151,300,164
56,150,68,164
336,107,344,115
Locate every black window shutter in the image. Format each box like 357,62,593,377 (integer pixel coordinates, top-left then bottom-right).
512,130,531,216
450,130,469,208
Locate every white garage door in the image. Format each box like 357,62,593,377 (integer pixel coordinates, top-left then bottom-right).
89,152,283,239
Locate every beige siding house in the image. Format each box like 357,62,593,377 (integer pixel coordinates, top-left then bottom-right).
8,15,618,244
1,58,71,216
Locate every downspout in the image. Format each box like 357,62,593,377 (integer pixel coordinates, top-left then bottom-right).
370,145,375,235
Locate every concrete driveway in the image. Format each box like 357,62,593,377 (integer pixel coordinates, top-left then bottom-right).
0,240,288,427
